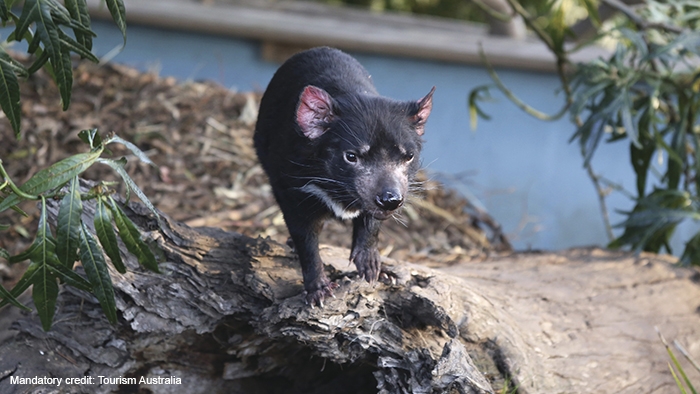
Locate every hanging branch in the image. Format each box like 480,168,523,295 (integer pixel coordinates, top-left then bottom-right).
585,163,615,241
478,44,569,121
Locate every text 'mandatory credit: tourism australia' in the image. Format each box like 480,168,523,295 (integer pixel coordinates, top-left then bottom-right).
9,374,182,387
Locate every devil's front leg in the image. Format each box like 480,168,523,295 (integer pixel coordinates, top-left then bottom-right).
350,214,383,282
280,201,337,306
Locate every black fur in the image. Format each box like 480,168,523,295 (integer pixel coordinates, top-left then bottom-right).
254,47,433,306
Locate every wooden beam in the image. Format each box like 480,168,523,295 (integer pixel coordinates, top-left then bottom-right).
86,0,609,72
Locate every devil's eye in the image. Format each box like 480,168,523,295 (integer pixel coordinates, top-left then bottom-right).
344,152,358,163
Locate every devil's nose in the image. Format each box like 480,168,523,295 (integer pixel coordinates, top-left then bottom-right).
375,190,403,211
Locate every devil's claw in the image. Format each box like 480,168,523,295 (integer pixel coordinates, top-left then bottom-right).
379,270,399,285
304,279,339,307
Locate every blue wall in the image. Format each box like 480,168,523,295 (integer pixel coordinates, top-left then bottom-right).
28,21,691,252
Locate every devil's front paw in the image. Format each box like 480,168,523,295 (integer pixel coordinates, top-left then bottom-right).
304,276,338,308
350,247,381,282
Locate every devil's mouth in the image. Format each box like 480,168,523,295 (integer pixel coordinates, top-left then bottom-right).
370,209,394,220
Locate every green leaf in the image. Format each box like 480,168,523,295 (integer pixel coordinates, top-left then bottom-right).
0,148,103,212
618,27,648,60
57,29,98,62
0,281,30,311
16,0,73,110
0,47,27,77
0,262,40,309
32,264,59,330
5,0,20,9
79,222,117,324
574,110,606,165
616,208,700,228
610,190,699,253
650,31,700,60
0,1,7,21
653,131,684,170
27,32,42,54
609,218,675,253
47,3,95,38
666,120,686,191
570,81,610,118
94,197,126,273
0,47,24,137
14,0,40,42
108,197,159,273
47,262,92,292
0,248,32,310
693,132,700,198
668,362,687,394
36,195,57,261
98,158,161,222
467,85,493,131
9,241,41,264
31,196,60,331
5,191,53,267
78,128,103,148
50,44,73,112
105,0,126,45
10,204,29,218
56,176,83,267
571,90,625,165
64,0,93,50
680,232,700,266
620,89,640,148
630,134,654,198
27,50,50,74
663,336,697,394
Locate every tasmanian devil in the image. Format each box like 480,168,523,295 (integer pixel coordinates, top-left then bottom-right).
254,47,434,306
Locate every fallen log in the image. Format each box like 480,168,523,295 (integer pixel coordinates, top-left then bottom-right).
0,184,699,394
0,186,495,394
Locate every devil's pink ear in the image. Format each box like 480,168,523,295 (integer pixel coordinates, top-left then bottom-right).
410,86,435,136
296,85,334,139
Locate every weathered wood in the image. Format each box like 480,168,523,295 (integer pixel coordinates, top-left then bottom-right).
451,250,700,393
85,0,609,72
1,182,699,393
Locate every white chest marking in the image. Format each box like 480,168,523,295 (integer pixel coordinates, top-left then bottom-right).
300,184,361,220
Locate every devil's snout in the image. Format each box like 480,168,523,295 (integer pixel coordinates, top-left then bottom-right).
375,189,403,211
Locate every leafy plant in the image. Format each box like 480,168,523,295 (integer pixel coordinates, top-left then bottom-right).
0,130,160,330
0,0,162,331
0,0,126,136
469,0,700,263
